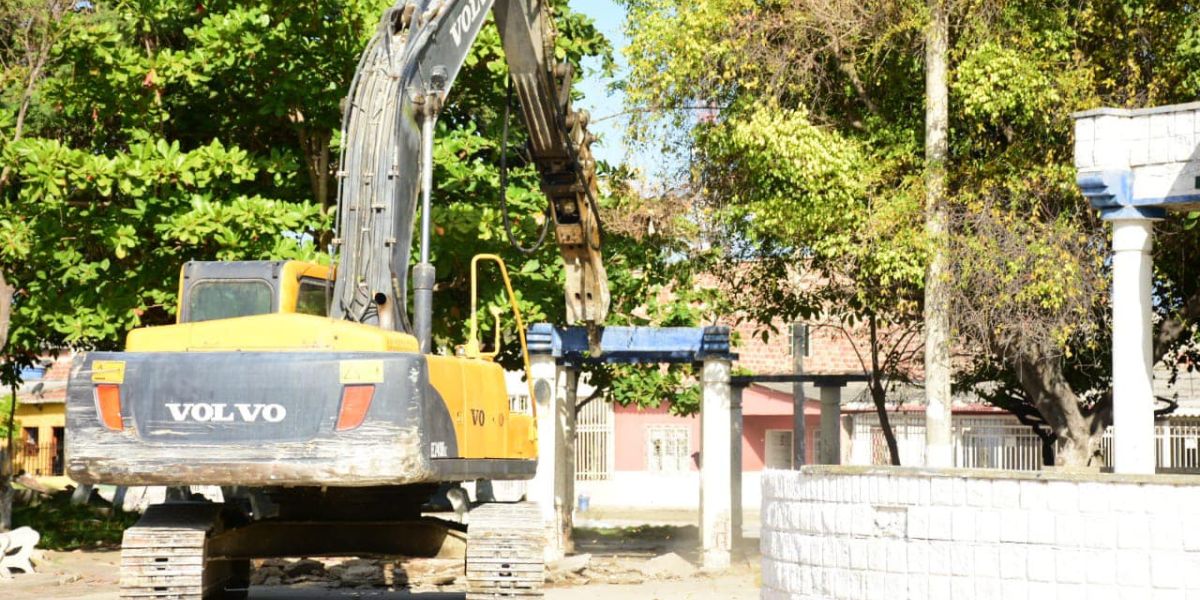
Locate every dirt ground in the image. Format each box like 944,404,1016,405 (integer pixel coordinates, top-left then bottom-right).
1,525,760,600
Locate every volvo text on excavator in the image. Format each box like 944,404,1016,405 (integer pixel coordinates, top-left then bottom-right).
64,1,608,598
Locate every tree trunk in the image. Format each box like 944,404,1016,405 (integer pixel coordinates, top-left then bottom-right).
0,270,12,353
0,2,65,195
1040,434,1056,466
303,129,331,210
2,382,15,531
1013,351,1103,467
0,475,11,531
1,271,12,531
868,314,902,465
922,0,953,467
870,380,902,465
1054,431,1098,467
290,111,333,210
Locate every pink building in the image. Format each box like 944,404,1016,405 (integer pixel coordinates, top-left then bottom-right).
609,389,821,475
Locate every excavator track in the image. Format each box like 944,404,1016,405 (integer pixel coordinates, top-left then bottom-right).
466,502,545,599
119,504,247,600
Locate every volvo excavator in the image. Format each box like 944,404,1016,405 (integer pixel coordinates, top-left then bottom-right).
64,1,608,598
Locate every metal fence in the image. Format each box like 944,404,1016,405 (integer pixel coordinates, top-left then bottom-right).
855,413,1200,473
1098,421,1200,473
957,423,1045,471
14,443,63,477
865,414,930,466
575,399,613,480
1155,421,1200,472
858,414,1052,471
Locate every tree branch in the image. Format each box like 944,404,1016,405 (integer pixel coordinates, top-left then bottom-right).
1154,288,1200,363
0,0,69,195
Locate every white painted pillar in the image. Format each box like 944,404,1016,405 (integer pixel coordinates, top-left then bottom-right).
700,359,732,571
818,385,842,465
840,415,854,465
529,354,565,561
849,416,871,465
924,388,953,467
558,369,578,555
730,384,744,549
1111,218,1156,474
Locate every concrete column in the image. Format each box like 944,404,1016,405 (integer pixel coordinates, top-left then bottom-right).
730,384,744,549
924,389,953,467
529,354,565,561
840,415,854,465
558,369,578,555
1111,218,1156,474
849,415,871,465
818,385,842,465
700,358,732,570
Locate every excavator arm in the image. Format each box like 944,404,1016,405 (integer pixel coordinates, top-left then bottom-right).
332,0,610,348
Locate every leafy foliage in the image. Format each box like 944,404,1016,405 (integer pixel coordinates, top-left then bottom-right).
2,137,326,353
622,0,1200,463
0,0,357,376
620,0,929,432
0,393,13,440
0,0,709,414
13,492,138,550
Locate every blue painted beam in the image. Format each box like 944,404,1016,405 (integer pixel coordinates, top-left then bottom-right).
526,324,736,365
1076,170,1167,220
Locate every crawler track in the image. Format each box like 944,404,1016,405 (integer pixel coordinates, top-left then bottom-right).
466,501,545,599
119,504,247,600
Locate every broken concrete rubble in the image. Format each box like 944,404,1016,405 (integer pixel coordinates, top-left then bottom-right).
549,553,591,575
639,552,699,579
0,526,40,578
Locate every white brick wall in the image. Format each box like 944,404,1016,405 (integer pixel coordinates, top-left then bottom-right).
1074,103,1200,204
761,466,1200,599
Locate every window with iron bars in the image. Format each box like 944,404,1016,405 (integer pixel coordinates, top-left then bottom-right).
646,425,691,472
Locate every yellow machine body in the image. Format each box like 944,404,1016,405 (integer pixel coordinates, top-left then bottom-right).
106,259,536,468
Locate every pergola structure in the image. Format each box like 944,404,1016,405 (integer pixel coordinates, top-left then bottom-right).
1074,102,1200,473
727,372,870,546
524,324,737,569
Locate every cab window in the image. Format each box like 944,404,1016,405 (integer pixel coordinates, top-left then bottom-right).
295,277,329,316
186,280,273,322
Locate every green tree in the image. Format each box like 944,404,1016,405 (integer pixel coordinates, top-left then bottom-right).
945,0,1200,465
622,0,929,463
1,0,704,411
621,0,1200,466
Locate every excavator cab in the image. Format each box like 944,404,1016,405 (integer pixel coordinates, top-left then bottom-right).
177,260,332,323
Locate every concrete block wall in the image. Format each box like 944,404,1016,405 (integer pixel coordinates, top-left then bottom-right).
761,466,1200,600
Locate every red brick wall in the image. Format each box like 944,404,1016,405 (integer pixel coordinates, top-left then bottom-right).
725,319,871,375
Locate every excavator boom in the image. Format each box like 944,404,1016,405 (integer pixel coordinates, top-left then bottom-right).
332,0,609,340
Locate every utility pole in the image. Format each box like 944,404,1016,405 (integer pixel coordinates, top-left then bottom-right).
923,0,953,468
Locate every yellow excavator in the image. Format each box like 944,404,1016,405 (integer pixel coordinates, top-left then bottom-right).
65,1,608,598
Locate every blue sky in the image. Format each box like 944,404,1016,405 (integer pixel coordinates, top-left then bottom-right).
567,0,630,168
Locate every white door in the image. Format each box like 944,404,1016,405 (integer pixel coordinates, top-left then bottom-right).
765,430,794,469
